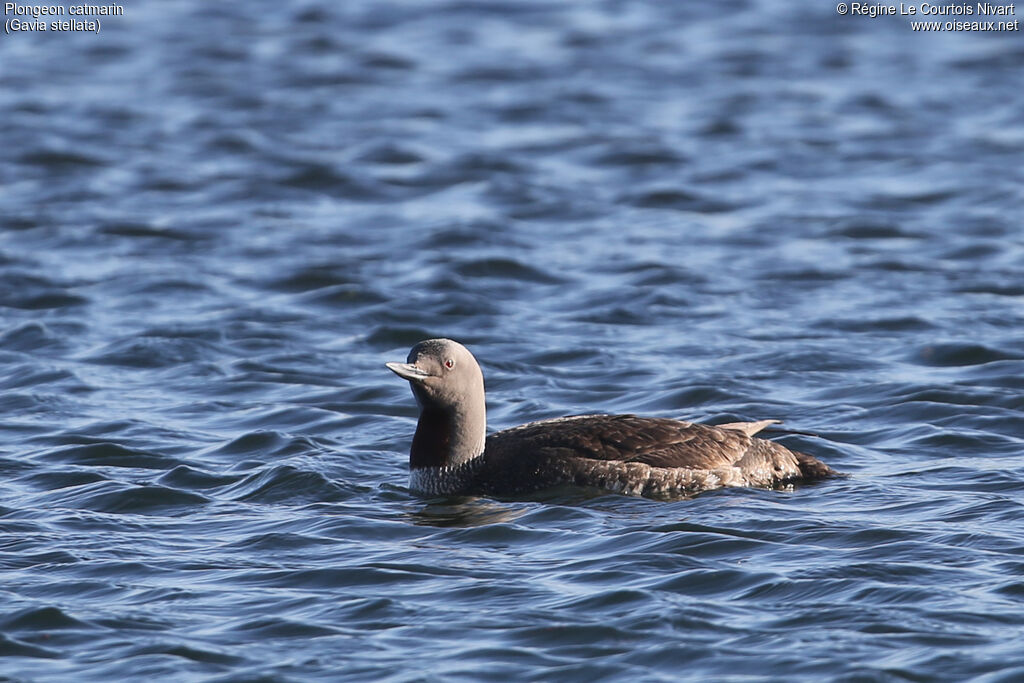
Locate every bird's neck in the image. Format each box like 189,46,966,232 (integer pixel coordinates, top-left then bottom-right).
410,406,486,470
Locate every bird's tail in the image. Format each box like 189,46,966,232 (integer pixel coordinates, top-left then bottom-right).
716,419,781,437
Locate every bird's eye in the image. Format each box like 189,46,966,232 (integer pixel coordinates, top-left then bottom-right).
444,358,455,369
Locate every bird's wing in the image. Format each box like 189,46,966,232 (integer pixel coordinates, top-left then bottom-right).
487,414,753,470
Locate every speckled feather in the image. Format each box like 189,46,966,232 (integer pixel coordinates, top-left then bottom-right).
473,414,832,497
490,415,753,469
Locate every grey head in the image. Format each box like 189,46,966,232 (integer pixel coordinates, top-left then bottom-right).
386,339,487,470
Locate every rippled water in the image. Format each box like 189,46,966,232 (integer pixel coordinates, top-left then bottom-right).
2,1,1024,680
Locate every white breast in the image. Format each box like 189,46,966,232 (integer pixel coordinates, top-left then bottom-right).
408,457,483,496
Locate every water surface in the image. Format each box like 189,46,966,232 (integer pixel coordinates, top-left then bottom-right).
2,1,1024,680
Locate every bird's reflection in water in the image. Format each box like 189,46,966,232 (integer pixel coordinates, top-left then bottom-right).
406,485,626,528
409,496,527,528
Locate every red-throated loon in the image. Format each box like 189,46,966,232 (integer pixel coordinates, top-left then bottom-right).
387,339,835,498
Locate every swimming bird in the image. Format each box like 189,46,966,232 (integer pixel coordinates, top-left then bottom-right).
387,339,834,498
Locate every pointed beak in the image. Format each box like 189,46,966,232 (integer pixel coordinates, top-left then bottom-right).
386,361,431,383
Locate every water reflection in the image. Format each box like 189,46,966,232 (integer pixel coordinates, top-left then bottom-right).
408,497,528,528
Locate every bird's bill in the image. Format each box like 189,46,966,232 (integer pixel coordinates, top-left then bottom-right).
386,361,431,382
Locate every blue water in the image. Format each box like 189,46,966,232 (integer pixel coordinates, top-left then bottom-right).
2,1,1024,680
